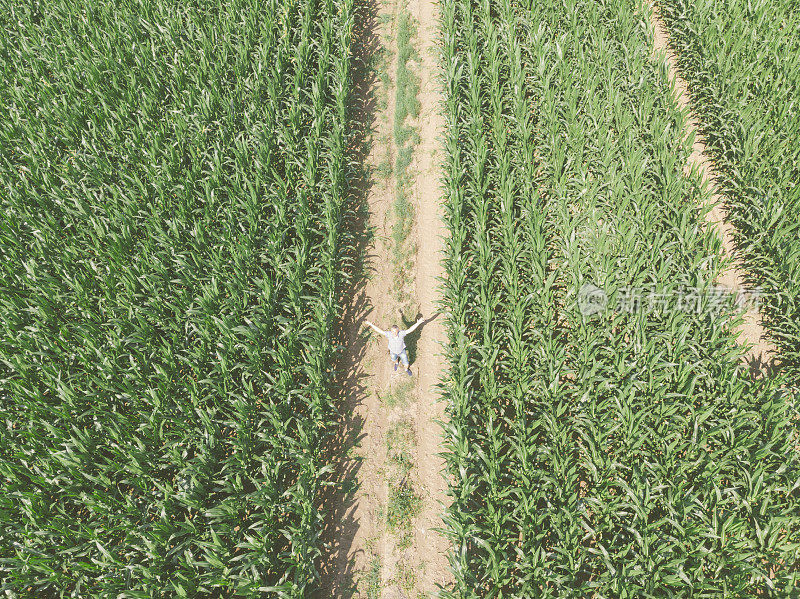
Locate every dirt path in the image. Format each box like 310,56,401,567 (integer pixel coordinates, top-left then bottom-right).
646,2,777,375
406,0,452,593
318,0,451,596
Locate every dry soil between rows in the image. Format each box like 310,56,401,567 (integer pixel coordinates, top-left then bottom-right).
317,0,451,596
407,0,452,593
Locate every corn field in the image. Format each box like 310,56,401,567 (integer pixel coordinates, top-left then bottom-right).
0,0,353,595
656,0,800,387
440,0,800,595
2,0,800,595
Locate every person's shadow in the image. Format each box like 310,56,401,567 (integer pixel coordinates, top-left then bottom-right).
400,311,440,365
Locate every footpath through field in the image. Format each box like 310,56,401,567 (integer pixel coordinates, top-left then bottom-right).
318,0,451,595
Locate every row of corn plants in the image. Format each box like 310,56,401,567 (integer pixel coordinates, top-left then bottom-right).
0,0,354,595
655,0,800,386
440,0,800,595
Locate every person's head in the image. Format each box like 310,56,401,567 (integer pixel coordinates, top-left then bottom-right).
391,325,400,335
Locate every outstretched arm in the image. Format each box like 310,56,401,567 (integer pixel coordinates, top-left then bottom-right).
364,320,385,336
403,316,425,335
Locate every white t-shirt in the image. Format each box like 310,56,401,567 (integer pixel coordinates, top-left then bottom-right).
384,330,407,354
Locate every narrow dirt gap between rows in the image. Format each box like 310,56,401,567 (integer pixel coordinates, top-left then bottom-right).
646,0,778,377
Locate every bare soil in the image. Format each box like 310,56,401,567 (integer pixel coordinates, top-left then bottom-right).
317,0,451,595
406,0,452,592
647,2,778,376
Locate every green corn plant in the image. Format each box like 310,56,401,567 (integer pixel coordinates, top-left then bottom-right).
656,0,800,390
439,0,800,596
0,0,355,596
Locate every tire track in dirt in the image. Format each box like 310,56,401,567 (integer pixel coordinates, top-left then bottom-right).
405,0,452,594
315,0,397,594
646,1,778,375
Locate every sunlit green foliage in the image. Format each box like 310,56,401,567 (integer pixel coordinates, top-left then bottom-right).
657,0,800,386
439,0,800,595
0,0,354,595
